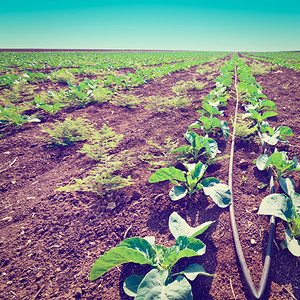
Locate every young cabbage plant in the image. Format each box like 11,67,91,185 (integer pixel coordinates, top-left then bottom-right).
172,131,220,162
68,83,92,107
90,212,214,299
204,94,228,107
33,97,64,116
244,99,277,113
197,103,223,118
149,161,232,207
242,109,278,124
255,151,300,181
258,178,300,256
188,116,230,140
0,105,40,127
246,84,267,99
258,122,293,145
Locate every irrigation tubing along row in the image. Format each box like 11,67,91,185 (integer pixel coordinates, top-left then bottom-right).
228,63,276,299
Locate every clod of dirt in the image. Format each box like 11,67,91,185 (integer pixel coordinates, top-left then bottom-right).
250,239,257,245
238,159,248,168
35,271,43,280
106,202,116,210
75,287,82,298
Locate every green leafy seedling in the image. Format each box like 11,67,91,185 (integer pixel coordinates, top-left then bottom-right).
242,109,278,124
259,123,293,145
149,161,232,207
197,103,223,118
90,212,214,299
258,178,300,256
172,131,220,161
188,116,230,140
255,151,300,181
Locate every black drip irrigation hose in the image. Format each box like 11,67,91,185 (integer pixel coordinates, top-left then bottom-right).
228,65,276,299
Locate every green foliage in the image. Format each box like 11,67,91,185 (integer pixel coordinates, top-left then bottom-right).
41,116,96,146
242,109,278,124
50,69,75,84
34,90,70,106
0,105,40,127
24,71,48,84
255,151,300,181
110,93,141,108
33,97,64,115
91,86,112,103
149,161,232,206
0,74,19,89
195,65,212,74
250,62,270,75
258,178,300,256
197,103,223,118
145,95,193,111
139,137,179,168
0,80,38,106
90,212,214,298
58,157,133,195
259,123,293,145
188,116,230,140
172,79,207,96
56,123,133,195
232,115,258,142
173,131,220,162
79,124,124,160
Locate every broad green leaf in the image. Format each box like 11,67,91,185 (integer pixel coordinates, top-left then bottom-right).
192,161,207,179
279,177,295,196
176,236,206,255
90,237,155,280
256,154,269,170
284,229,300,257
135,270,193,300
293,218,300,238
278,126,293,137
172,145,190,154
162,237,206,269
169,186,187,201
258,194,293,221
261,110,278,120
149,167,186,183
169,212,214,240
201,178,232,208
123,274,144,297
117,237,157,260
207,138,220,158
183,263,214,281
220,120,230,139
261,131,280,145
291,192,300,217
260,99,277,111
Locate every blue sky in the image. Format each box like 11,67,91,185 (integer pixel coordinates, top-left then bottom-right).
0,0,299,51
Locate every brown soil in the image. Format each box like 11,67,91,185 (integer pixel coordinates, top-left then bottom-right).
0,58,299,300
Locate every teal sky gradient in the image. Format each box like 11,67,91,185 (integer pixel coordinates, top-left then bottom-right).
1,0,299,51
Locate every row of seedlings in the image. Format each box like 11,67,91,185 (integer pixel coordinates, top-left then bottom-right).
228,56,299,299
87,58,237,298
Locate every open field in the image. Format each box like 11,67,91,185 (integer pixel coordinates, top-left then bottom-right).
0,51,299,299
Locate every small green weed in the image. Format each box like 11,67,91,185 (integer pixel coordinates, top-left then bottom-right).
110,93,141,108
231,115,258,142
172,79,206,96
41,116,96,146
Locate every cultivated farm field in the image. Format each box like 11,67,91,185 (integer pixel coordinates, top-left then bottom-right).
0,50,299,299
